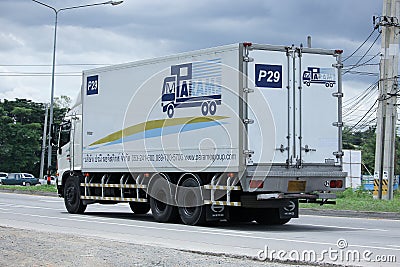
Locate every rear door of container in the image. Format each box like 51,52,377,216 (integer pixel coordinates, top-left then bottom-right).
244,44,341,166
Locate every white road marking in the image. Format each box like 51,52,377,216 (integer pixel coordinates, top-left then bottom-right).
1,210,400,253
302,214,400,222
39,200,62,203
0,203,59,211
299,223,388,232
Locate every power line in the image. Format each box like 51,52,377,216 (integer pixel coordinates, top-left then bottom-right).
342,28,378,62
346,99,378,131
345,71,379,76
343,81,378,109
343,32,382,75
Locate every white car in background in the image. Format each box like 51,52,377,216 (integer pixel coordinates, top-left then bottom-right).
0,172,8,183
39,175,57,185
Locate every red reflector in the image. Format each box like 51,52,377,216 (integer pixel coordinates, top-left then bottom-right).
329,180,337,188
336,180,343,188
243,42,252,47
249,180,263,188
335,49,343,54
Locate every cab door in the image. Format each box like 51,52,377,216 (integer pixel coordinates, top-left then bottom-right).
57,121,72,173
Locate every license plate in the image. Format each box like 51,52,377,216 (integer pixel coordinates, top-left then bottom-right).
287,180,306,192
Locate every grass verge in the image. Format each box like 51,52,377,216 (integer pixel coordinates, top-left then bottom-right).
301,188,400,213
0,185,57,193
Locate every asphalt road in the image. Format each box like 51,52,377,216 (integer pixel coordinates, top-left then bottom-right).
0,192,399,266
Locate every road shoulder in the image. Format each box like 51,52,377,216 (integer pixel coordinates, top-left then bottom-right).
0,188,399,220
0,226,289,267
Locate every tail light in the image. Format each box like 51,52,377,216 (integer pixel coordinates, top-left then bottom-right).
335,180,343,188
329,180,343,188
249,180,264,189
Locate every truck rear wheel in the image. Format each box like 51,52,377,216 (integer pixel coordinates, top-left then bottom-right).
129,202,150,214
64,176,86,214
209,101,217,115
255,208,290,225
149,176,179,223
177,176,206,225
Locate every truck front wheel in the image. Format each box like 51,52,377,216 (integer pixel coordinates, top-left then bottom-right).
201,102,208,116
64,177,87,214
167,104,174,118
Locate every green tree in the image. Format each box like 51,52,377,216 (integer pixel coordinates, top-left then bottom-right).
0,98,70,177
343,126,400,175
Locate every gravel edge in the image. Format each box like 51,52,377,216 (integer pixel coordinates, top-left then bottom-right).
0,225,296,267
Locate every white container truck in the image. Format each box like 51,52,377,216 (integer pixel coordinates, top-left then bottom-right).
56,43,346,225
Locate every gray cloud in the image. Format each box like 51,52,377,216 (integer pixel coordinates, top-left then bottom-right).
0,0,383,103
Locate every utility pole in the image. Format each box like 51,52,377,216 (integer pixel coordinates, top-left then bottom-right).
39,104,49,179
374,0,400,200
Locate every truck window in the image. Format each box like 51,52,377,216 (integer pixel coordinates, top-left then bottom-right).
59,121,71,148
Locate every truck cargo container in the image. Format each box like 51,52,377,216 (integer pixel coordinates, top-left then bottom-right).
57,42,346,225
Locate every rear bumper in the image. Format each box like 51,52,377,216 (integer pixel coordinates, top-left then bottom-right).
243,164,347,193
241,192,336,208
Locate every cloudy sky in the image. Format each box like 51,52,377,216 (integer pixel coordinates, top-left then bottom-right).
0,0,384,125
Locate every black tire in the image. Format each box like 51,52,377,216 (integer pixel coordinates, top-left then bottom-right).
167,104,174,118
129,202,150,214
209,101,217,115
201,102,208,116
255,208,290,225
25,182,31,186
177,176,206,225
64,176,87,214
149,177,179,223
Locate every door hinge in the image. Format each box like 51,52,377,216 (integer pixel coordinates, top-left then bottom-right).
332,63,343,69
301,145,316,153
244,150,254,155
243,118,254,124
243,87,254,93
333,151,344,158
275,144,288,153
243,56,254,62
332,92,343,98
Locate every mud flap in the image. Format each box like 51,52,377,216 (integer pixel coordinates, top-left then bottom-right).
279,199,299,219
206,204,227,221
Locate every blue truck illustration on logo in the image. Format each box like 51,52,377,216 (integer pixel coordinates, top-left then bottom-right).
302,67,335,87
161,59,222,118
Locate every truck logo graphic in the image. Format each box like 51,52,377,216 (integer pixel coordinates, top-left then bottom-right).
161,59,222,118
302,67,335,87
